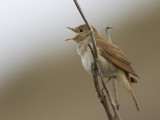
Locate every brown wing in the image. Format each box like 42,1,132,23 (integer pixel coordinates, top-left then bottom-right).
96,39,138,77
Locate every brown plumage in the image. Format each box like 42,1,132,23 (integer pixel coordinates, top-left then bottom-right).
97,39,138,77
67,24,140,111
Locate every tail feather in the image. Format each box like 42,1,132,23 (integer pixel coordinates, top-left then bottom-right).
126,73,140,111
118,71,140,111
130,88,140,111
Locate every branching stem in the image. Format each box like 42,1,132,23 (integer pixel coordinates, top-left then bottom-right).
105,26,119,110
73,0,121,120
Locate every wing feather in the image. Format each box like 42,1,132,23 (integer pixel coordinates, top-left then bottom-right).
96,39,138,77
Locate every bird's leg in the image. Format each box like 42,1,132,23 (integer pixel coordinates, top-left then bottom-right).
101,78,112,91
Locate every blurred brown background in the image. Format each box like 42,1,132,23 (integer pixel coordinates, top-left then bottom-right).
0,0,160,120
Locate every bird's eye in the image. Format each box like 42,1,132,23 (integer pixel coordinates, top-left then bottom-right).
80,29,84,32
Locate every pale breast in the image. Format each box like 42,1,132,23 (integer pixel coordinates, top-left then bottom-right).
77,43,94,74
81,48,94,74
77,42,118,78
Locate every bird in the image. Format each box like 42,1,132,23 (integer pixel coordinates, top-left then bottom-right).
66,24,140,111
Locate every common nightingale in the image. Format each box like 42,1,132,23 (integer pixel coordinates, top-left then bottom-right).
66,24,140,111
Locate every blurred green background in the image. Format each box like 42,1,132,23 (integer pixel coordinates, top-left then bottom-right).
0,0,160,120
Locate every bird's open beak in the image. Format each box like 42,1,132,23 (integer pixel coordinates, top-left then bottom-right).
66,27,77,41
66,27,77,32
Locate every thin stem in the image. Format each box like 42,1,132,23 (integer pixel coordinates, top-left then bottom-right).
88,44,113,120
113,79,119,110
93,74,113,120
96,62,121,120
73,0,98,59
105,26,113,42
73,0,121,120
105,26,119,110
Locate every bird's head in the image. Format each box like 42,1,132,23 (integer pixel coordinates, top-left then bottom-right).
66,24,98,43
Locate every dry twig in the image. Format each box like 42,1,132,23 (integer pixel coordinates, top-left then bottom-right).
105,26,119,110
73,0,121,120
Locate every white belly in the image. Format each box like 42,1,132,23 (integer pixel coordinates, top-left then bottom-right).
81,51,94,74
80,48,118,78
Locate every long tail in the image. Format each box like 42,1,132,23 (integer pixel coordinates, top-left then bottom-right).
129,86,140,111
118,71,140,111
